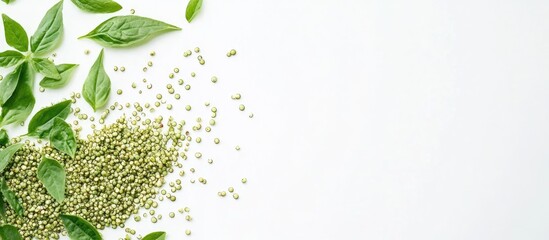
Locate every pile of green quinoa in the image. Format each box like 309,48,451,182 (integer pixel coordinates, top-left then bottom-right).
1,117,184,239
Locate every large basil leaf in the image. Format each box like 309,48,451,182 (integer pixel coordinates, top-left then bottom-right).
39,64,78,89
27,100,71,138
0,178,23,216
0,129,8,146
82,49,110,111
0,143,23,173
0,62,25,105
1,0,13,5
2,14,28,52
0,65,35,127
37,157,66,203
49,118,77,158
185,0,203,23
30,1,64,55
60,214,102,240
0,225,23,240
142,232,166,240
71,0,122,13
31,58,61,79
79,15,181,47
0,50,24,67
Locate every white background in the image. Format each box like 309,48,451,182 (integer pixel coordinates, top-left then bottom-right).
1,0,549,239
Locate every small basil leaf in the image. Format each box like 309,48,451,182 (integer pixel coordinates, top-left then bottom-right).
1,0,13,4
79,15,181,48
0,50,24,67
0,66,35,127
2,14,28,52
142,232,166,240
27,100,72,138
0,192,7,221
49,118,77,158
0,143,23,173
37,157,66,203
0,225,23,240
0,63,25,105
0,178,24,216
0,129,8,146
31,58,61,79
71,0,122,13
30,1,64,55
60,214,102,240
185,0,203,23
39,64,78,89
82,49,110,111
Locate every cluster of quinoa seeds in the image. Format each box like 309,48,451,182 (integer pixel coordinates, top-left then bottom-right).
0,48,251,239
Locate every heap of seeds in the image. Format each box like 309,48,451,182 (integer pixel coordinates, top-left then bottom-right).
1,117,185,239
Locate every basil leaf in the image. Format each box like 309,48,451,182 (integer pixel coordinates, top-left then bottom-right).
71,0,122,13
30,1,63,55
0,225,23,240
1,0,13,4
0,63,25,105
0,129,8,146
31,58,61,79
0,68,35,127
39,64,78,89
0,192,6,221
2,14,28,52
49,118,77,158
0,179,23,216
60,214,102,240
142,232,166,240
0,143,23,173
37,157,66,203
27,100,72,138
82,49,110,111
0,50,24,67
79,15,181,48
185,0,203,23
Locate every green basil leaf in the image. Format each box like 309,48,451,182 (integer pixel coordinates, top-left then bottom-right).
0,50,24,68
31,58,61,79
27,100,72,138
0,68,35,127
0,143,23,173
79,15,181,48
0,225,23,240
1,0,13,4
39,64,78,89
71,0,122,13
37,157,66,203
49,118,77,158
2,14,28,52
60,214,102,240
0,129,8,146
142,232,166,240
185,0,203,23
0,63,25,105
0,178,23,216
30,1,64,55
82,49,110,111
0,192,7,221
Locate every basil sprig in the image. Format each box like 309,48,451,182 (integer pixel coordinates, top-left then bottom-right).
0,1,78,127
